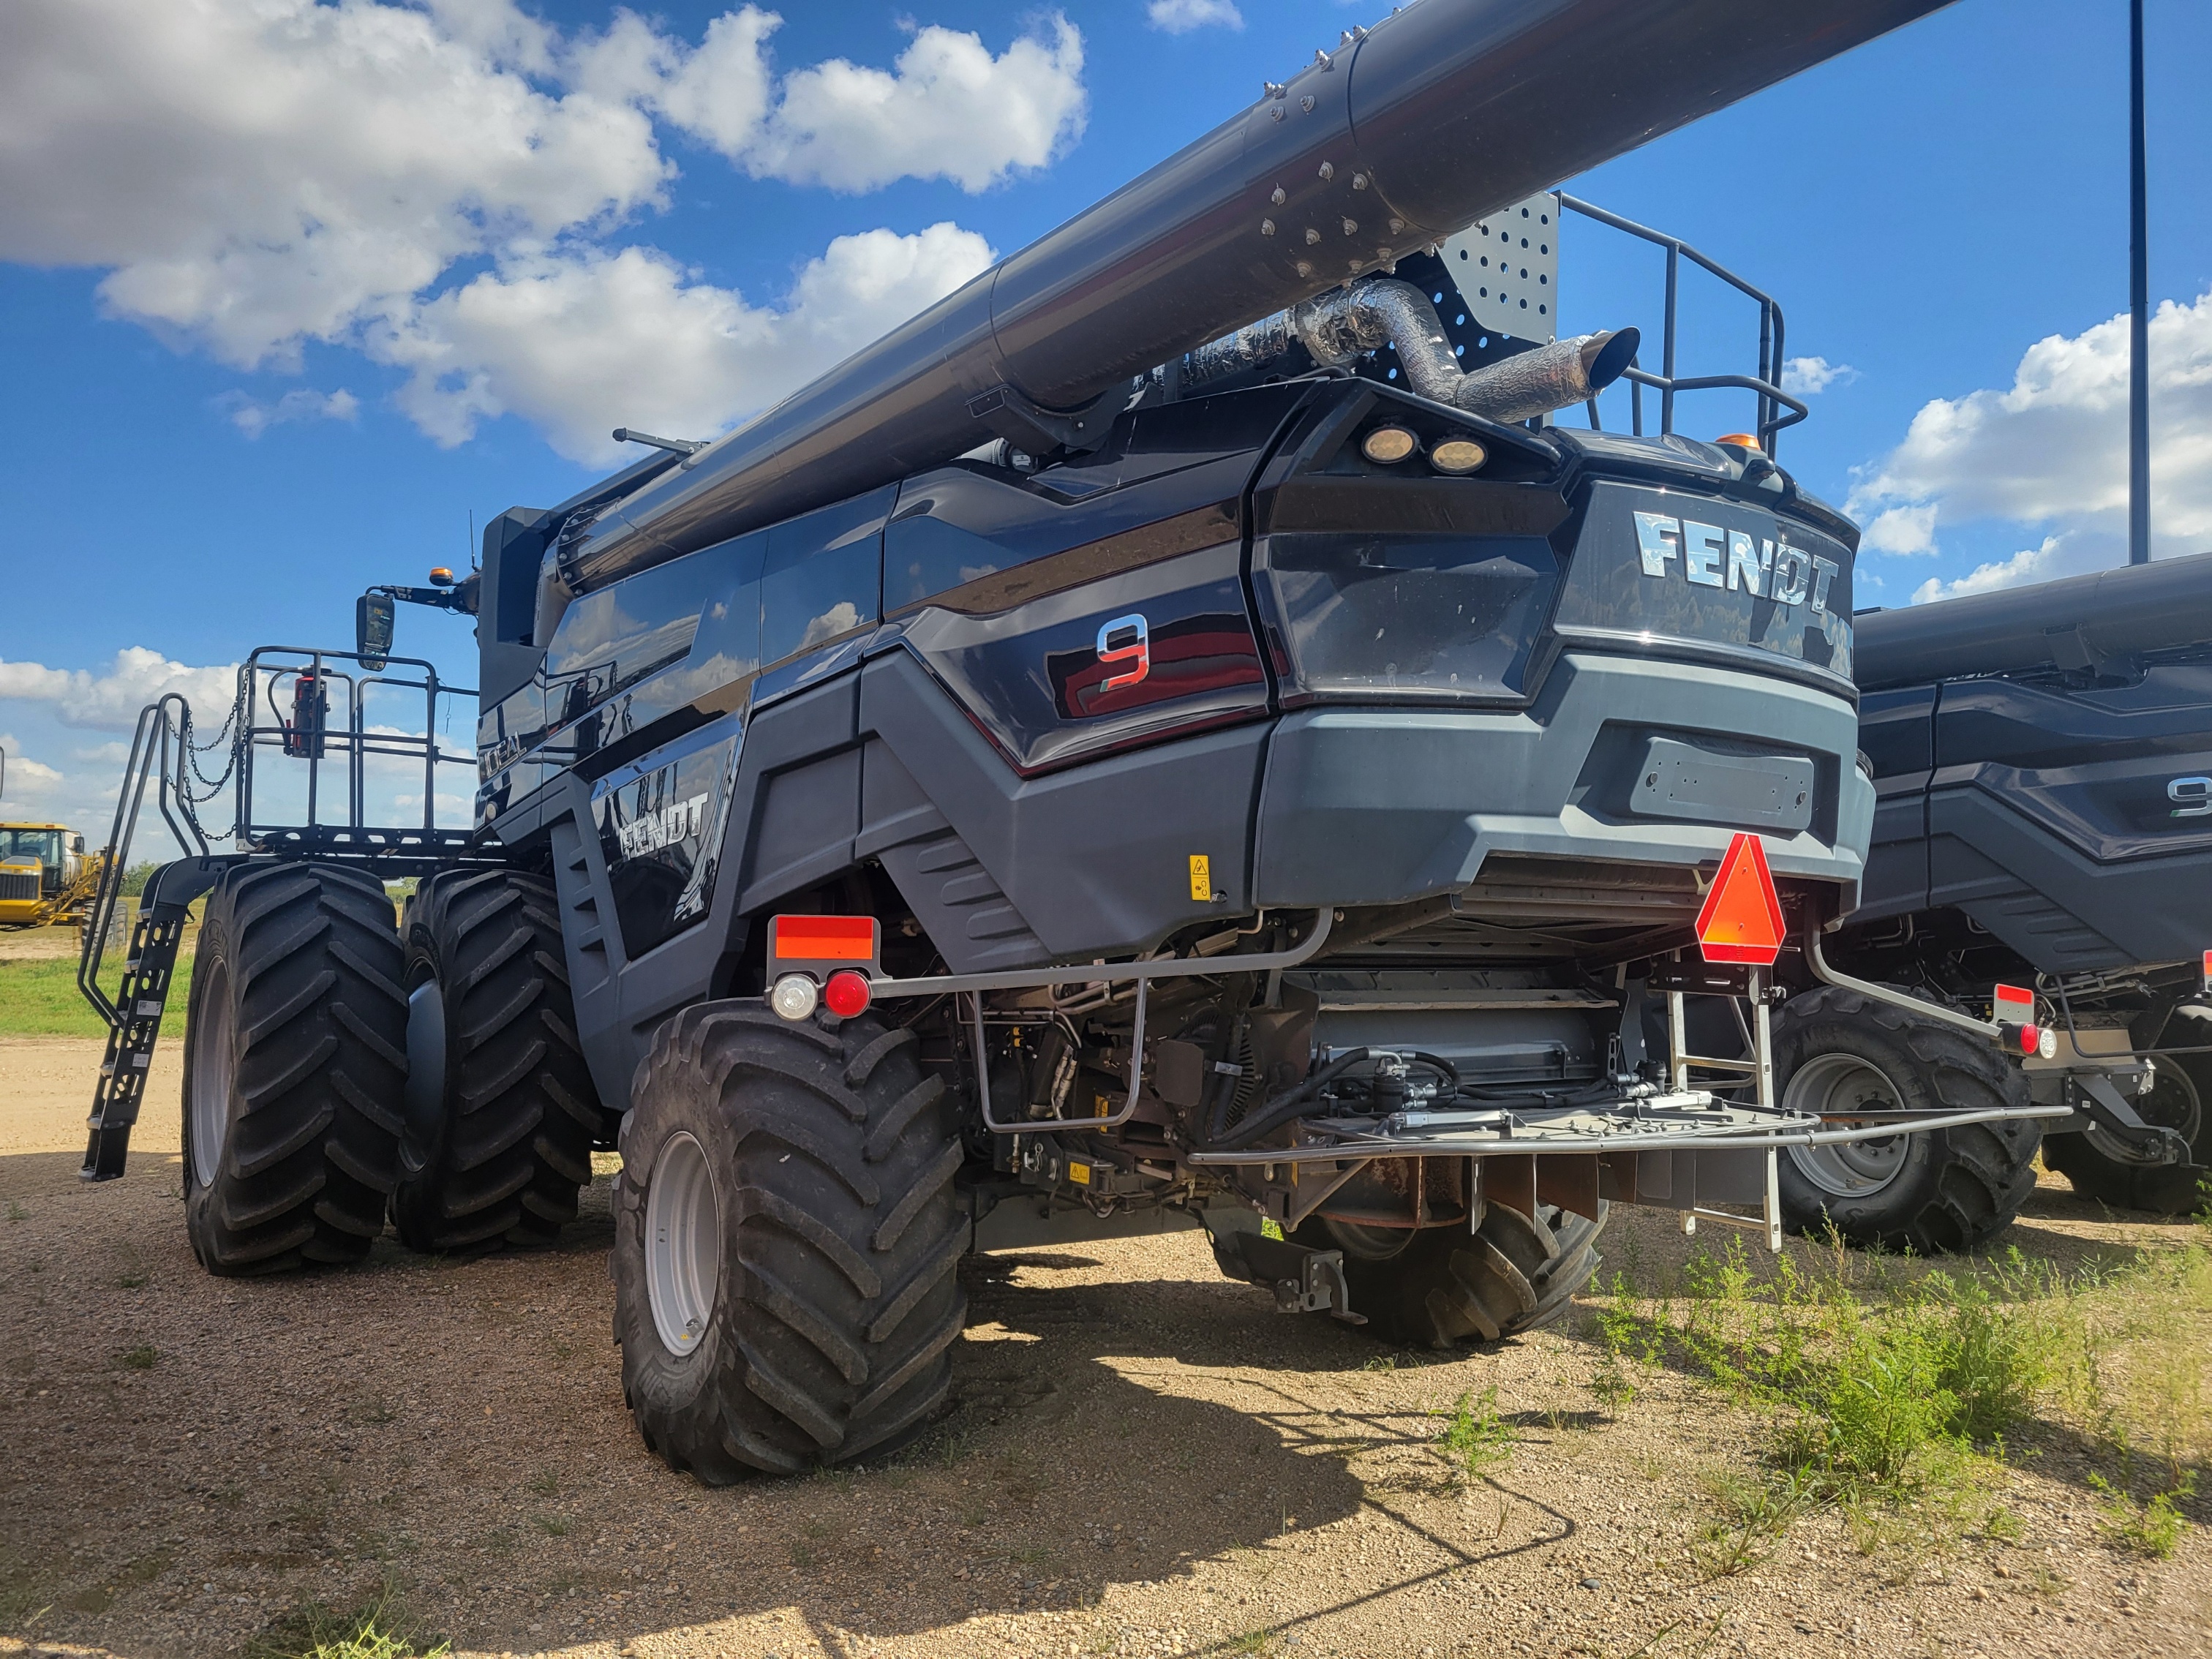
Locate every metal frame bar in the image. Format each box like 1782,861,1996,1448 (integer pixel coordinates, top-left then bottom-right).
1805,928,2001,1040
1184,1102,2072,1166
1557,193,1809,455
234,645,475,851
870,908,1333,1001
934,911,1333,1136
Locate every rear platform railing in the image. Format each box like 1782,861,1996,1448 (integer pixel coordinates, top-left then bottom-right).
75,649,479,1181
1556,194,1810,457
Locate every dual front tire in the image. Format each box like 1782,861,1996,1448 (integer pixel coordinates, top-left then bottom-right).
389,870,601,1252
181,864,600,1271
181,864,408,1274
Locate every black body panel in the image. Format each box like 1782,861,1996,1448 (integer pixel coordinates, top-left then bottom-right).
476,375,1873,1102
1847,561,2212,976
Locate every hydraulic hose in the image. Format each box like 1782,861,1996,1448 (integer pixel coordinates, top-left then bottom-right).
1206,1047,1372,1152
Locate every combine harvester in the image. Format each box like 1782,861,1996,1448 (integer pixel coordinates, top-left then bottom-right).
78,0,2052,1478
1781,557,2212,1238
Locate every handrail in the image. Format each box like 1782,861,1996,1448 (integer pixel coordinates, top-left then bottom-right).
1557,192,1803,456
233,645,475,850
78,694,203,1027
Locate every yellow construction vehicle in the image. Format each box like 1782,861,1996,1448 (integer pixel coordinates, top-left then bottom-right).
0,821,107,930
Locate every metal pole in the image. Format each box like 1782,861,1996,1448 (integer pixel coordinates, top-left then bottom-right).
2128,0,2151,565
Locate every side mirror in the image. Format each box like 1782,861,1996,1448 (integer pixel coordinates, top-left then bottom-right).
356,590,396,671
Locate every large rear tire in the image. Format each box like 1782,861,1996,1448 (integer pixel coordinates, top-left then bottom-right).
614,1001,968,1480
1773,985,2037,1254
1298,1201,1606,1349
2040,1007,2212,1215
389,870,600,1253
181,863,407,1275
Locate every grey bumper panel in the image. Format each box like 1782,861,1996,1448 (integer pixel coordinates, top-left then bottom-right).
1252,654,1873,908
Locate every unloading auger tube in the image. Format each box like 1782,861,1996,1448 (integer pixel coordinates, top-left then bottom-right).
535,0,1955,640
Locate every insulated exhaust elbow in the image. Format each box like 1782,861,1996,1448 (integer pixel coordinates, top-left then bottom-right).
1185,277,1638,428
1448,326,1640,424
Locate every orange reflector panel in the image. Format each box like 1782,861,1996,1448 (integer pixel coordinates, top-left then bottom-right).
1695,833,1786,966
2202,949,2211,994
1994,983,2034,1020
770,914,878,965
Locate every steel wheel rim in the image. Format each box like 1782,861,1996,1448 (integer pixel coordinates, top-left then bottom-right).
1783,1050,1911,1199
189,958,236,1190
644,1131,721,1358
399,977,447,1175
2085,1054,2202,1167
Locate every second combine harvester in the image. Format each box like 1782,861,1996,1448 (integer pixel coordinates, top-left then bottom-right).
85,0,2038,1479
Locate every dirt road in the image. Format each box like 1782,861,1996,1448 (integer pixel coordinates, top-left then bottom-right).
2,1037,2207,1659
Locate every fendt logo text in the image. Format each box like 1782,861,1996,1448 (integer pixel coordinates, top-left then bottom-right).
615,792,710,859
1634,511,1842,613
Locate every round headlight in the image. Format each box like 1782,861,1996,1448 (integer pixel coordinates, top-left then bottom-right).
1360,425,1418,464
1429,437,1488,475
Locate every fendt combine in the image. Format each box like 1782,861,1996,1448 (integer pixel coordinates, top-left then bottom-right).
78,0,2034,1478
1780,557,2212,1241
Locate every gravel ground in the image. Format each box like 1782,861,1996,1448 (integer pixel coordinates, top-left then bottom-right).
3,1034,2208,1659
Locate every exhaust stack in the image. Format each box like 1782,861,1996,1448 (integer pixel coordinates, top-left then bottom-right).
1192,276,1639,424
542,0,1953,634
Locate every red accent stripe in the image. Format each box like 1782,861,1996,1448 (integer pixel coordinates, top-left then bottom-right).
1994,983,2034,1015
772,915,877,962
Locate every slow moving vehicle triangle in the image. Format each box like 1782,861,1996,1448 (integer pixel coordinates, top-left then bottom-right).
1696,832,1786,966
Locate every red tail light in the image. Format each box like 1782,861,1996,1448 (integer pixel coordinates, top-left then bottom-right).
822,969,873,1020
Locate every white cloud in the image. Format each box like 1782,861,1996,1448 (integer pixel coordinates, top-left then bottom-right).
741,18,1087,192
0,649,240,732
0,3,1083,454
1,0,672,370
0,735,64,801
1850,292,2212,562
1781,355,1855,396
1146,1,1245,36
1910,538,2066,605
224,387,361,438
1861,502,1938,557
380,222,995,462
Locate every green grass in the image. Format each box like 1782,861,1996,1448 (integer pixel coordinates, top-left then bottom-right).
245,1599,448,1659
1596,1230,2211,1569
0,951,193,1039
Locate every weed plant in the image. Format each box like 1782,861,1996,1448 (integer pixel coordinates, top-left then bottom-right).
1593,1225,2212,1571
1435,1386,1513,1478
245,1598,447,1659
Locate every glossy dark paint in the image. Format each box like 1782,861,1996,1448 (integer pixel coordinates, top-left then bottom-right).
549,0,1948,595
592,722,743,958
1856,549,2212,691
481,377,1867,827
1549,481,1854,691
1851,642,2212,972
902,544,1266,772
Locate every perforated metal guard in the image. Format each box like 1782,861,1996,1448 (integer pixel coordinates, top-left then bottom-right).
1440,192,1560,343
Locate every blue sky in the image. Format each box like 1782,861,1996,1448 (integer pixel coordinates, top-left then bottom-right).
1,0,2207,838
